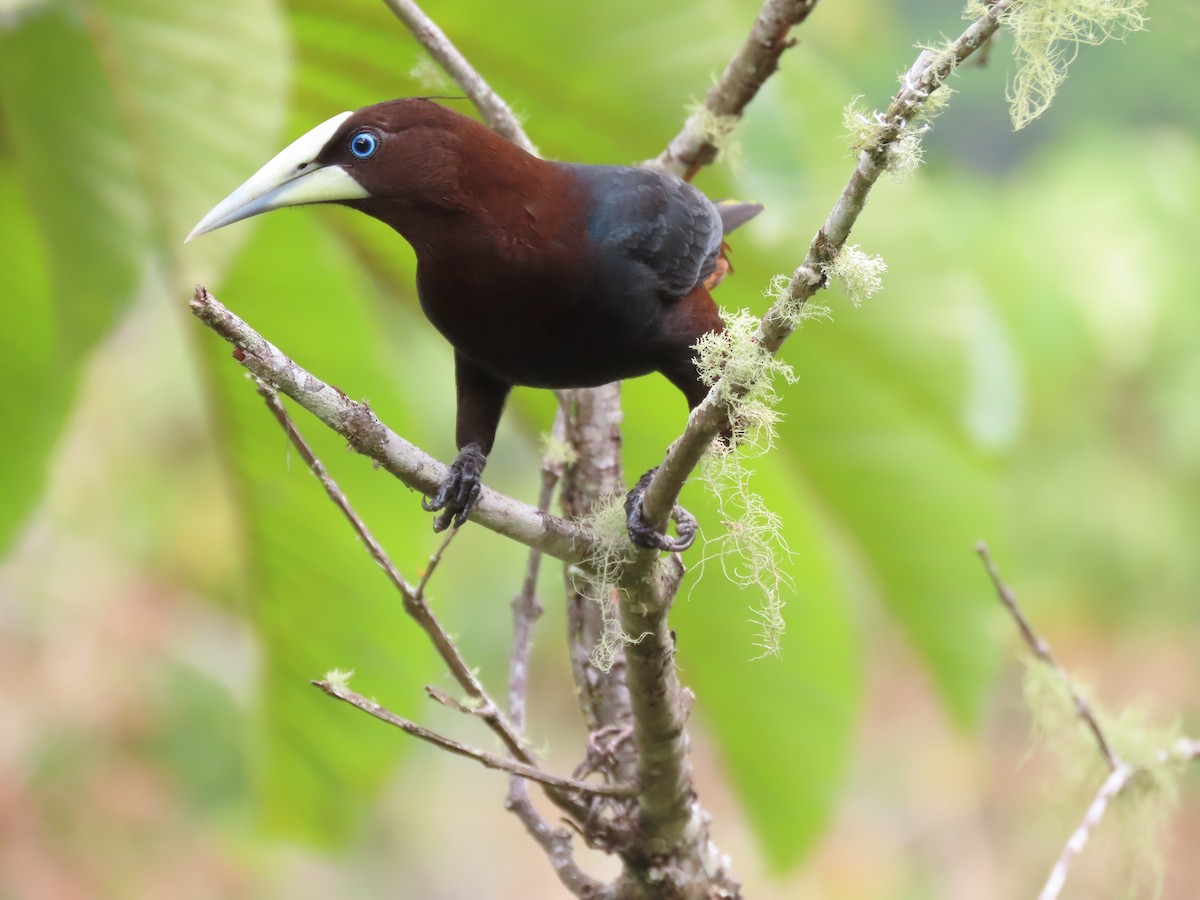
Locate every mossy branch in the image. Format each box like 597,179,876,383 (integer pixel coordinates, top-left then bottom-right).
969,0,1148,129
652,0,821,179
636,0,1016,544
978,544,1199,900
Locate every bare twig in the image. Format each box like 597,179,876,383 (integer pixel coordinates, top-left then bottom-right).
253,377,420,599
313,680,635,798
508,404,569,732
978,544,1200,900
380,0,537,154
191,286,591,567
250,373,600,827
560,386,637,786
637,0,1016,540
1039,737,1200,900
251,376,530,758
503,407,607,898
1039,762,1135,900
652,0,821,179
415,527,460,602
977,542,1121,770
501,792,612,899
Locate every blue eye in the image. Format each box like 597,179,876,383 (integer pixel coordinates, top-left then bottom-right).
349,131,377,159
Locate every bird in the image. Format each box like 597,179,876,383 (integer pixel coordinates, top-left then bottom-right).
188,98,761,551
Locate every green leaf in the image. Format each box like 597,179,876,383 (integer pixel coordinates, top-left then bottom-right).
0,166,61,551
773,187,1006,722
88,0,290,265
0,0,288,553
0,4,149,352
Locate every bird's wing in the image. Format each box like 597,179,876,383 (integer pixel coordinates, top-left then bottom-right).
564,164,725,298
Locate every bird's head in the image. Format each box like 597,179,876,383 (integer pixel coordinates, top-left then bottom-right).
186,99,481,242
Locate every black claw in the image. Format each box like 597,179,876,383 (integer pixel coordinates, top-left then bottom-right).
624,467,698,553
424,443,487,532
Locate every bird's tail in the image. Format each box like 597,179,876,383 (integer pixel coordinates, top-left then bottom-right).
715,200,764,235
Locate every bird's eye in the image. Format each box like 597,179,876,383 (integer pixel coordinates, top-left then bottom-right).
349,131,378,159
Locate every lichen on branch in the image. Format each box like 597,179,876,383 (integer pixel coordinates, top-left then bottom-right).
967,0,1148,129
691,309,803,654
824,244,887,306
572,495,644,672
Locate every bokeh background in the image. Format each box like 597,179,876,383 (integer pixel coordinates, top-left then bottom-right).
1,0,1197,897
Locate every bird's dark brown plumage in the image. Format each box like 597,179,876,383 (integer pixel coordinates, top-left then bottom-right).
189,98,761,548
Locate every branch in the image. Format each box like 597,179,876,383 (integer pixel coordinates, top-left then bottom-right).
652,0,821,179
560,387,638,785
253,375,420,600
1039,762,1135,900
191,285,591,567
1038,732,1200,900
313,680,634,799
380,0,537,154
251,374,608,830
592,7,1014,891
978,544,1200,900
503,409,608,898
251,378,530,754
637,0,1016,538
977,542,1120,770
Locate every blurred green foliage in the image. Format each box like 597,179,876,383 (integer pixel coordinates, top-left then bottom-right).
1,0,1196,877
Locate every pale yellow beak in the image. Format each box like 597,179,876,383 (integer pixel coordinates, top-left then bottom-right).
186,110,369,242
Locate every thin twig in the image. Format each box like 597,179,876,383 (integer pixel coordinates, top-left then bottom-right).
416,526,460,602
503,407,605,898
977,542,1120,771
313,680,635,798
508,404,568,731
424,684,477,716
1038,739,1200,900
252,377,533,762
250,374,599,828
979,544,1200,899
1038,762,1135,900
380,0,537,155
254,377,420,599
652,0,821,179
191,286,591,567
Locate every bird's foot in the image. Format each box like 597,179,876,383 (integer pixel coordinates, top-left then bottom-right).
624,467,698,552
422,442,487,532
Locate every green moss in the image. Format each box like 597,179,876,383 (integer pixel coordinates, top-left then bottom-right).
767,272,830,331
967,0,1147,129
693,308,797,445
575,495,637,672
686,100,743,169
698,444,792,657
692,309,801,655
843,82,952,180
824,245,887,306
843,96,886,156
323,667,355,688
1022,658,1184,895
540,431,578,467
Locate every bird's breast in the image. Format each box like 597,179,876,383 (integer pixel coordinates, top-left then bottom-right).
414,241,666,389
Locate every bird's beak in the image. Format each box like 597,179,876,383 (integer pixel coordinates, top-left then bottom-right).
186,111,370,242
